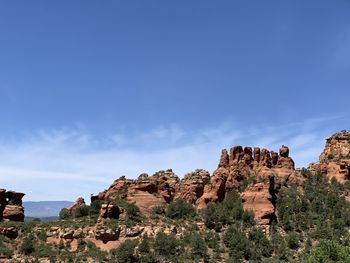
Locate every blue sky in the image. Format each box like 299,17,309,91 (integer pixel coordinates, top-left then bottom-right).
0,1,349,201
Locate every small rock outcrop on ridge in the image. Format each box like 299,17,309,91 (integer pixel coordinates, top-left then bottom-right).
0,189,25,222
310,130,350,183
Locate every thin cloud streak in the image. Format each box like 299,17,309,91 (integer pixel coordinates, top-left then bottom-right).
0,116,347,201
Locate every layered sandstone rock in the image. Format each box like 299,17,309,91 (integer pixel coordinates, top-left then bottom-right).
0,189,25,222
241,183,275,225
310,131,350,182
175,169,210,204
92,170,180,216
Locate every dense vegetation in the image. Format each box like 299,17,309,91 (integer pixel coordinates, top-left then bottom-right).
2,170,350,262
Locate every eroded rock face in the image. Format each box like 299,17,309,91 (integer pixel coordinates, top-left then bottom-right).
175,169,210,204
310,131,350,182
0,189,25,222
241,183,275,225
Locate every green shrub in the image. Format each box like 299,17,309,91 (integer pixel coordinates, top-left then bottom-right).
182,230,208,261
114,199,142,226
154,232,178,261
59,208,71,220
248,227,273,259
224,225,250,261
74,205,90,218
202,190,254,231
89,200,103,216
20,235,35,255
305,240,350,262
0,244,13,259
111,239,138,263
165,199,196,220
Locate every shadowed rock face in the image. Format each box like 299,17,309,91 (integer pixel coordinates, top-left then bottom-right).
310,131,350,183
0,189,25,222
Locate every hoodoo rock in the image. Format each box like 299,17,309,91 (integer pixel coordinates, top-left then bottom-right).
310,131,350,183
0,189,25,222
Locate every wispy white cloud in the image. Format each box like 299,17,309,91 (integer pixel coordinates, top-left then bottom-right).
0,116,347,201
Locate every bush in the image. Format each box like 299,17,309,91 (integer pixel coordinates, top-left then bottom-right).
306,240,350,262
89,200,103,216
286,231,300,250
59,208,71,220
154,232,178,261
20,235,35,255
224,225,250,261
114,199,142,225
74,205,90,218
165,199,196,220
248,227,273,259
202,190,254,231
0,245,13,258
112,239,138,263
182,230,208,261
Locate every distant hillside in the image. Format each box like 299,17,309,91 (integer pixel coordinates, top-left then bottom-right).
23,201,73,218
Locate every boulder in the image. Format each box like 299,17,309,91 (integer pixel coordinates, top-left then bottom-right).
0,227,18,239
2,205,24,221
99,203,120,220
68,197,86,214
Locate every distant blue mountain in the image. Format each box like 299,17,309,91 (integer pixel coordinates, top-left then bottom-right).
23,201,73,218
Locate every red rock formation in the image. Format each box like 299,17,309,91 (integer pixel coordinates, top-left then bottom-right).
92,169,180,217
68,197,86,214
196,167,227,209
197,145,302,224
99,203,120,220
0,189,25,222
310,131,350,182
91,145,302,225
241,183,275,225
175,169,210,204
